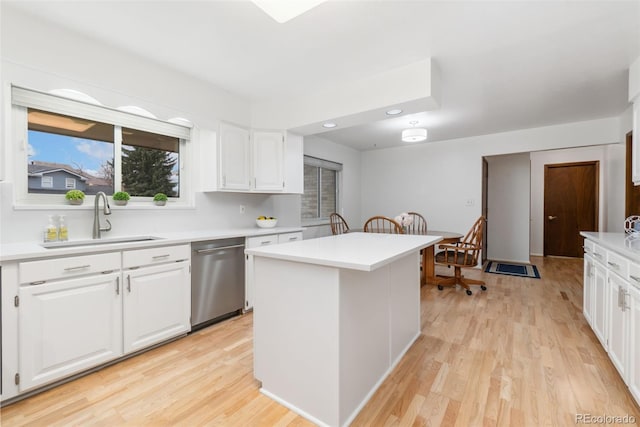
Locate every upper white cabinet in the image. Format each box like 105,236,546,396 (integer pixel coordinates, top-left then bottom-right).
252,130,284,191
219,122,251,191
211,122,302,193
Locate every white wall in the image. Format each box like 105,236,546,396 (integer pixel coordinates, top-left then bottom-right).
0,6,302,244
360,117,624,254
303,135,361,239
486,153,531,263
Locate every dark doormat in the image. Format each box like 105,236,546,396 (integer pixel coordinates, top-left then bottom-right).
484,261,540,279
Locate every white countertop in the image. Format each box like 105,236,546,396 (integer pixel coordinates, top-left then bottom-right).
245,232,442,271
580,231,640,261
0,227,303,262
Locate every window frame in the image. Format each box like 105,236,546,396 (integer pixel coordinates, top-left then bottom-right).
301,155,342,226
10,86,193,209
64,178,76,189
41,176,53,188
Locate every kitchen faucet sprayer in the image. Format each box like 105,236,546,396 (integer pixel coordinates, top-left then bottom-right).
93,191,112,239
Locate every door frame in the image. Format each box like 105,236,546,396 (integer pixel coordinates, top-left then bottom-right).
543,160,599,257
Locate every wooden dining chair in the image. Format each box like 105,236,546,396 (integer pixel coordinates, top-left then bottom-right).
363,216,404,234
434,216,487,295
405,212,427,234
329,213,350,235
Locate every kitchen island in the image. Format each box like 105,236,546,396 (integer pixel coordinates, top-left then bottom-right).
245,232,442,427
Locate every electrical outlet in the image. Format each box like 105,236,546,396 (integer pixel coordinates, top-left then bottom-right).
239,205,246,214
465,199,475,207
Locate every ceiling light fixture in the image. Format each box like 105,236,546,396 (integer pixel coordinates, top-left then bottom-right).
323,122,337,128
251,0,327,23
386,109,403,116
401,120,427,142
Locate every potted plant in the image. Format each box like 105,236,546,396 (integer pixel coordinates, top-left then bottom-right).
65,190,85,205
153,193,168,206
112,191,130,206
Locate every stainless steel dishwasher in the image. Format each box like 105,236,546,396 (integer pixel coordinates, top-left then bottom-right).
191,238,245,330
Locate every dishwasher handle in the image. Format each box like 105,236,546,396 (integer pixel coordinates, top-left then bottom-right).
195,243,245,254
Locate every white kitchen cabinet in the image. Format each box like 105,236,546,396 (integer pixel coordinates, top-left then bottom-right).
122,245,191,354
18,272,122,392
582,234,640,407
252,130,284,191
592,259,608,348
219,122,251,191
607,272,628,378
245,232,302,311
583,254,594,326
627,278,640,404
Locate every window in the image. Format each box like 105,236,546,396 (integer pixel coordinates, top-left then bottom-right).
65,178,76,189
302,155,342,223
41,176,53,188
12,86,191,206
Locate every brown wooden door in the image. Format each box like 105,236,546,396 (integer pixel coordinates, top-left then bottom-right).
544,161,598,257
625,132,640,217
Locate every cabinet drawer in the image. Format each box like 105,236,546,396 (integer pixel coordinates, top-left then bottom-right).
629,262,640,289
246,234,279,248
123,244,190,269
606,250,629,279
278,232,303,244
590,243,606,264
583,239,596,255
19,252,121,284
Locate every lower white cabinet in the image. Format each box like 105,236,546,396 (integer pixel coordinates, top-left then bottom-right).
607,272,628,378
582,236,640,407
628,280,640,403
123,261,191,353
18,272,122,392
245,231,303,311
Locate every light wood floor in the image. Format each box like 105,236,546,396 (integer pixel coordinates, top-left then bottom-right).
2,256,639,426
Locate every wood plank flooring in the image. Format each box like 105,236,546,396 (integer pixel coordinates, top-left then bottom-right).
2,256,639,426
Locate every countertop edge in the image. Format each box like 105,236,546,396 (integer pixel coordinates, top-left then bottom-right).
580,231,640,262
0,227,304,262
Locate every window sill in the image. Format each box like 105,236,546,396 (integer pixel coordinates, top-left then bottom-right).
302,219,330,227
13,201,196,211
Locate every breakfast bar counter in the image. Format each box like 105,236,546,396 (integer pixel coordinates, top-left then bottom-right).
245,232,441,427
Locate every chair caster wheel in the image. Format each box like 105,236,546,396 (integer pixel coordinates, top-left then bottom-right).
481,285,487,291
437,285,443,291
466,290,472,296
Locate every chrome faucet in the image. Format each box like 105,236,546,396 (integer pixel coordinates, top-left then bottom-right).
93,191,112,239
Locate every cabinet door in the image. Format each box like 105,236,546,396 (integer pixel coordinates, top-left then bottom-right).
244,235,279,312
278,232,303,244
219,123,250,190
607,273,627,378
592,262,608,348
627,282,640,405
583,255,594,326
18,273,122,391
252,130,284,191
124,261,190,353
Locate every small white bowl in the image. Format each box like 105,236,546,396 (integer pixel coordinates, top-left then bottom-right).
256,218,278,228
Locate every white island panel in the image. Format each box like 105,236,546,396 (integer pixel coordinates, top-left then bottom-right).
251,233,432,427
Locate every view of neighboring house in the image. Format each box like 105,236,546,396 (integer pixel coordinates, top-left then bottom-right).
27,161,111,195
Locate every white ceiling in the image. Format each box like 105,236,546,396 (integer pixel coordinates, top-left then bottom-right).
6,0,640,150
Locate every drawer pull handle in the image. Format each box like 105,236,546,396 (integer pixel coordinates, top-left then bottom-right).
261,241,272,245
116,277,120,295
152,254,170,260
64,264,91,271
607,261,619,269
593,253,603,259
127,275,131,293
630,275,640,283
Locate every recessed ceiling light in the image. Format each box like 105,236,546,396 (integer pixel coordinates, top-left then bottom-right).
401,120,427,142
386,109,403,116
323,122,337,128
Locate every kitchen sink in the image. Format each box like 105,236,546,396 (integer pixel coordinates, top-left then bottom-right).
41,236,164,249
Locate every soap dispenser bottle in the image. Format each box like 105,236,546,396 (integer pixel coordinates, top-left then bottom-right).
44,215,58,242
58,215,68,241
